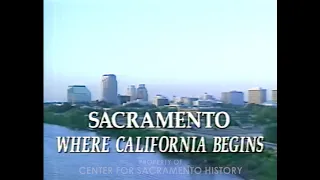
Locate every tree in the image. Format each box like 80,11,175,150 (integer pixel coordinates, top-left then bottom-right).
263,124,277,143
252,106,277,124
46,103,73,113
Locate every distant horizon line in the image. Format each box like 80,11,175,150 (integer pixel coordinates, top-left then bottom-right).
64,84,277,91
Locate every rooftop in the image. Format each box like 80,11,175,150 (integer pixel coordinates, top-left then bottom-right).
248,87,265,91
155,95,167,99
68,85,86,87
230,90,243,93
118,94,130,97
102,74,116,77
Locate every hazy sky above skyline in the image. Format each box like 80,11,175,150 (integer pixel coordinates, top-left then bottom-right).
44,0,277,102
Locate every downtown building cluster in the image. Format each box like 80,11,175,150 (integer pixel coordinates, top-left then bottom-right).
221,88,277,107
67,74,151,106
66,74,277,107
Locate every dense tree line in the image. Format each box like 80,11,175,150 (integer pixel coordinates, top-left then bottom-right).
263,123,277,143
45,103,74,113
242,104,277,124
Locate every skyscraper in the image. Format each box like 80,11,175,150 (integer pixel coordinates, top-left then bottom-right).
101,74,118,104
248,87,267,104
126,85,137,101
67,85,91,103
136,84,148,101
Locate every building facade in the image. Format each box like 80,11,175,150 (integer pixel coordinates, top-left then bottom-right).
123,99,152,106
229,91,244,106
181,97,192,106
67,85,91,103
221,92,229,104
136,84,148,101
189,97,199,102
126,85,137,101
201,93,213,100
193,100,213,107
173,96,182,103
118,95,131,105
101,74,118,104
153,95,169,106
248,87,267,104
272,89,277,103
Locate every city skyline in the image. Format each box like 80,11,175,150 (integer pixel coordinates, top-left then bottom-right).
47,75,276,102
44,0,277,102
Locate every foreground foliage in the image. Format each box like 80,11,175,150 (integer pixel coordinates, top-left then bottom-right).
44,105,277,180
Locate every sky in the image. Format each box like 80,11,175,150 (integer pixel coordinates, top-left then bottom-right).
44,0,277,102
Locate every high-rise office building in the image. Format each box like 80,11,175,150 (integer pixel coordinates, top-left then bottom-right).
136,84,148,101
221,91,244,105
126,85,137,101
221,92,229,104
101,74,118,104
153,95,169,106
248,87,267,104
229,91,244,106
67,85,91,103
272,89,277,103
